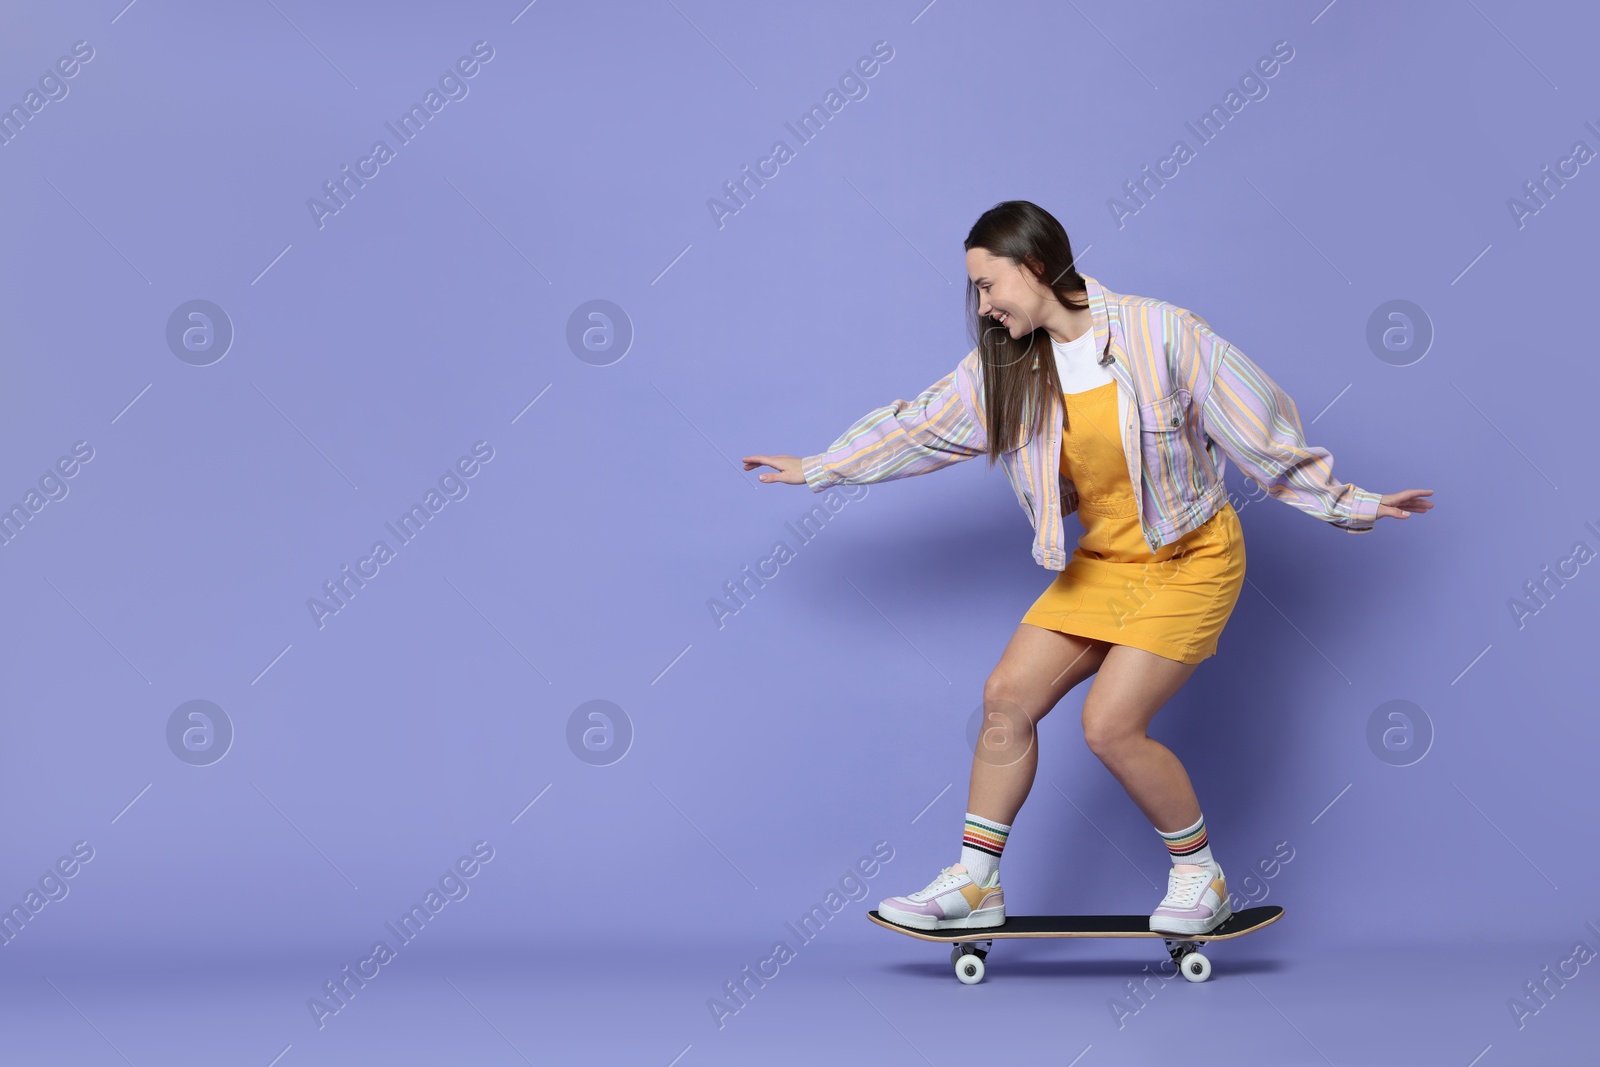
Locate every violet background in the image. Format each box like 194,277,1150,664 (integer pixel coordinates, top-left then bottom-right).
0,1,1594,1064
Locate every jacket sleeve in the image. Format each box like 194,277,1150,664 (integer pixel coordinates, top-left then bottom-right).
1176,312,1382,532
801,351,989,492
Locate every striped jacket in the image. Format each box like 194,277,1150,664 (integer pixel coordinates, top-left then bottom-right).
801,274,1381,570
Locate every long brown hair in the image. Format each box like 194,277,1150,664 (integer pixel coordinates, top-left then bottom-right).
963,201,1089,465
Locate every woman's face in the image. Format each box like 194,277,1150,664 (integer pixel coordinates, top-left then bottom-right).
965,248,1043,339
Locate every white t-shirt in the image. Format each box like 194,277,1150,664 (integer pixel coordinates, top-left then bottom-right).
1051,326,1113,394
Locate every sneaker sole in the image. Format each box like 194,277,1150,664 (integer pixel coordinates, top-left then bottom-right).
1149,898,1233,936
879,903,1005,931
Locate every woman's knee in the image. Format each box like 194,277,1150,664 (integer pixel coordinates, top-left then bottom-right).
1080,700,1141,760
982,672,1050,726
972,673,1040,765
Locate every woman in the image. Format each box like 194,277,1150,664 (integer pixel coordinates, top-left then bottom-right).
742,201,1432,935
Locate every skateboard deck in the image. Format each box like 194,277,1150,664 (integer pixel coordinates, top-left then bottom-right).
868,905,1283,983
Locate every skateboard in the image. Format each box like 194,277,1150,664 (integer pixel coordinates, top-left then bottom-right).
867,905,1283,984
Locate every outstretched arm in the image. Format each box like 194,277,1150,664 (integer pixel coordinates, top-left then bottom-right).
793,351,989,492
1177,312,1382,532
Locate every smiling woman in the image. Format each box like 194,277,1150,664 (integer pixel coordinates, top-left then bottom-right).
961,205,1097,459
742,198,1432,946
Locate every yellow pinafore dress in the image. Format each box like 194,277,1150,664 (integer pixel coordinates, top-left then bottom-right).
1020,380,1246,663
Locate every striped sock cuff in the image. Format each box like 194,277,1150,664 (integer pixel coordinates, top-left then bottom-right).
962,813,1011,858
1157,814,1207,857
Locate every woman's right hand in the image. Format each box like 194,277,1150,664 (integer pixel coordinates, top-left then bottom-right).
742,454,808,485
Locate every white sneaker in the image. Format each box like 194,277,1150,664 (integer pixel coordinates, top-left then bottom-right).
1149,861,1232,935
878,862,1005,931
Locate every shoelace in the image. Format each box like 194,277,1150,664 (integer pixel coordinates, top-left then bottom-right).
912,865,966,899
1161,869,1208,908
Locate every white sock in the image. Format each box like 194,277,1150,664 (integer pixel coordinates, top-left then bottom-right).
1157,812,1216,874
959,812,1011,883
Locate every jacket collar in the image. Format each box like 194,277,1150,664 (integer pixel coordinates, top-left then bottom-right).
1077,274,1138,410
1080,274,1115,361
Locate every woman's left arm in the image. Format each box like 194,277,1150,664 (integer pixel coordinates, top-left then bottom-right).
1175,311,1431,530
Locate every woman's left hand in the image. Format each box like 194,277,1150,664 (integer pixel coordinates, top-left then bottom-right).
1376,489,1433,521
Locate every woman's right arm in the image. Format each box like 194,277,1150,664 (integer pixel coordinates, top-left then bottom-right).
795,350,989,492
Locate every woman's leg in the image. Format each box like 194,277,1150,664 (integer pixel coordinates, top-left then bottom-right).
1078,644,1203,830
877,624,1114,930
966,623,1114,824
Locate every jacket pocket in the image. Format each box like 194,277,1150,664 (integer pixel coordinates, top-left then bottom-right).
1139,389,1188,432
1137,389,1197,498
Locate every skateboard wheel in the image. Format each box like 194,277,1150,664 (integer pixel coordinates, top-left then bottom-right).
954,953,985,985
1180,950,1211,983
